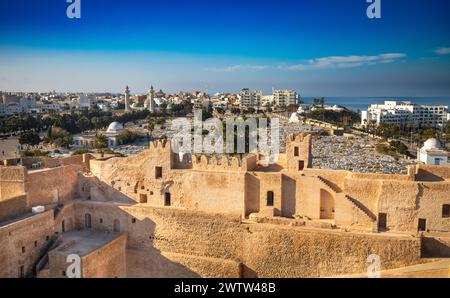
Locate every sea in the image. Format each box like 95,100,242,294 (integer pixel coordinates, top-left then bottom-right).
300,97,450,112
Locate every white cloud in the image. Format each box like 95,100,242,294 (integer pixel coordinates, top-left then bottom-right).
435,47,450,55
279,53,407,71
207,64,269,72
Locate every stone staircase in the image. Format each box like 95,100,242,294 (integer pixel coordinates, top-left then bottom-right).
315,175,378,227
34,234,63,277
317,176,341,193
344,195,376,222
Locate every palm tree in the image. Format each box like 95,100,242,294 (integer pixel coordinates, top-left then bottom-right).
319,97,325,108
147,119,155,138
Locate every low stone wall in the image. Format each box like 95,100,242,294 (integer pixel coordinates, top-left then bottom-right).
127,249,241,278
82,233,127,278
26,165,81,207
0,195,28,222
0,166,26,200
0,210,54,277
71,202,422,277
242,225,421,277
22,154,91,172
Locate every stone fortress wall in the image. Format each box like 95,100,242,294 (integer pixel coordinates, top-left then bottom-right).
0,133,449,277
87,134,450,234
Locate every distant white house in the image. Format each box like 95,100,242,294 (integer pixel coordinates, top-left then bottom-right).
417,138,449,166
297,104,311,114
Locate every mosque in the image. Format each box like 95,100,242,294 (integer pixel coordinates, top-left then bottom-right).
73,121,124,149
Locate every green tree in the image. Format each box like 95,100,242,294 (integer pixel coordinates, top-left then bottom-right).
76,116,91,132
147,118,155,137
93,134,108,149
48,126,72,148
118,130,138,145
19,130,41,146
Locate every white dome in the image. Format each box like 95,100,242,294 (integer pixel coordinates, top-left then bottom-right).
289,112,302,123
422,138,441,150
107,122,124,133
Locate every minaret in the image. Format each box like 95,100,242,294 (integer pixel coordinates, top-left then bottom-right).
148,84,156,113
124,85,130,112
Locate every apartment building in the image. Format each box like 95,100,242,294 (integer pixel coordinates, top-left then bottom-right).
239,88,261,109
273,89,298,107
361,101,449,128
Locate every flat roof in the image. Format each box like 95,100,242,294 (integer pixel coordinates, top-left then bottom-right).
51,230,123,257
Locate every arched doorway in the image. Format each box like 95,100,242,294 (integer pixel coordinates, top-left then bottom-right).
85,213,92,229
320,189,335,219
113,219,121,232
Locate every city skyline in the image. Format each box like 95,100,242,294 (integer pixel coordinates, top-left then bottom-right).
1,0,450,96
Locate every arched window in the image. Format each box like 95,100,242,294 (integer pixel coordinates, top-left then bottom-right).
266,191,274,206
85,213,92,229
113,219,120,232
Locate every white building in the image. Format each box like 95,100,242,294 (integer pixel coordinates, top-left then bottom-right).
261,95,274,107
297,104,311,114
417,138,449,166
289,112,304,123
273,89,298,107
39,102,62,112
323,105,345,112
239,88,261,109
361,101,449,128
73,122,124,149
0,94,37,116
79,94,94,109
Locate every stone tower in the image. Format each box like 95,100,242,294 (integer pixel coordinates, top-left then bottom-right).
286,133,312,171
124,85,130,113
147,85,156,113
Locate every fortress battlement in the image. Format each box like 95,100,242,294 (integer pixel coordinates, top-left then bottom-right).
192,154,257,172
149,139,170,150
287,133,311,144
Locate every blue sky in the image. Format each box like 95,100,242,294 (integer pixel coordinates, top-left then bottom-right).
0,0,450,96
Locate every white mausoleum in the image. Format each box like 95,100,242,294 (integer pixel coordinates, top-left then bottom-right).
417,138,449,166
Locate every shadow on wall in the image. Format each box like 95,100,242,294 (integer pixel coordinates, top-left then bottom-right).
422,237,450,258
241,264,258,278
124,217,201,278
82,177,137,204
76,195,203,277
416,169,445,182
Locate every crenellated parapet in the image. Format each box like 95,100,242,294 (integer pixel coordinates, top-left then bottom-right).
286,133,312,145
149,139,170,150
192,154,256,172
